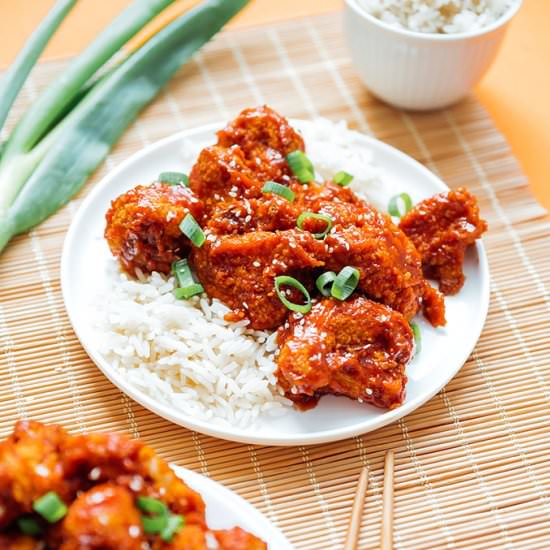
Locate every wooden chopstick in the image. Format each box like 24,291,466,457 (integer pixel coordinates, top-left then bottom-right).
380,450,395,550
343,466,369,550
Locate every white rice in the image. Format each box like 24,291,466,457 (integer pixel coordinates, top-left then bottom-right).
358,0,517,34
95,119,388,428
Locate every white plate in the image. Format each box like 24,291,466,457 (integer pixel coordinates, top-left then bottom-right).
61,121,490,446
173,465,291,549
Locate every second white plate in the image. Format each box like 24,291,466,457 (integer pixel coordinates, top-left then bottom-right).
174,465,291,549
61,121,489,446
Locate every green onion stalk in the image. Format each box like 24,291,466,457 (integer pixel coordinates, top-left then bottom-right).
0,0,249,254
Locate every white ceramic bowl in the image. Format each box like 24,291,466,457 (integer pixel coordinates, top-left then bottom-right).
344,0,522,110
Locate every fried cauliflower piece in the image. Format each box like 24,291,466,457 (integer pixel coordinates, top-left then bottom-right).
214,527,267,550
191,230,325,330
277,296,414,409
399,187,487,294
105,182,203,277
0,421,206,547
217,105,305,180
190,106,304,212
0,421,72,527
306,197,445,325
58,484,144,550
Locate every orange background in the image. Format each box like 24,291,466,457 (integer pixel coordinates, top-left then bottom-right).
1,0,548,209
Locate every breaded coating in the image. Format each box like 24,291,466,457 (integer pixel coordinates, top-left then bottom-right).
59,484,144,549
311,198,445,324
0,421,244,548
277,296,414,409
105,182,203,276
191,230,325,330
399,187,487,294
214,527,267,550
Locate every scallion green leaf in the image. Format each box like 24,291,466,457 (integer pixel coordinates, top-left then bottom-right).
33,492,68,523
142,514,167,535
0,0,78,136
274,276,312,314
159,171,189,186
2,0,177,163
0,0,250,255
160,514,185,542
333,170,353,186
17,516,42,537
316,271,337,297
179,214,205,247
172,259,204,299
287,150,315,184
331,266,360,301
296,211,333,240
388,193,413,219
261,181,295,202
174,284,204,300
411,322,422,354
137,496,168,516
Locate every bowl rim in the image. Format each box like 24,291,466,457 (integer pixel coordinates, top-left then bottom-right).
345,0,523,42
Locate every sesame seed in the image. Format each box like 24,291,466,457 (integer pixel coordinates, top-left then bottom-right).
89,467,101,481
129,525,141,538
35,464,49,477
89,492,106,504
129,476,143,491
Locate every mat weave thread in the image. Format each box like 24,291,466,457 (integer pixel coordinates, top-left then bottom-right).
1,13,550,550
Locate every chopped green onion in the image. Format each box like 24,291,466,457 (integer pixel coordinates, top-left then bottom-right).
172,258,193,287
137,495,183,542
333,171,354,186
172,258,204,299
411,322,422,354
331,266,360,301
137,496,168,516
160,514,185,542
274,276,312,314
261,181,295,202
17,516,42,536
287,150,315,184
33,492,68,523
388,193,413,219
179,213,205,247
174,284,204,299
141,514,167,535
158,171,189,186
296,211,333,240
316,271,337,297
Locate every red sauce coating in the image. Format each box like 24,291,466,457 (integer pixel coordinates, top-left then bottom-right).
399,187,488,294
0,421,265,549
191,230,325,330
103,106,489,410
105,182,203,277
277,296,413,409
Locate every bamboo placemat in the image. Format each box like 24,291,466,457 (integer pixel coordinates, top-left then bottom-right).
1,12,550,550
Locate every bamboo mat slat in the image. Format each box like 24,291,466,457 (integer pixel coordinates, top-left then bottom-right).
1,12,550,549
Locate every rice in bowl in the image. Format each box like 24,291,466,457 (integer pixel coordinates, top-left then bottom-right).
358,0,518,34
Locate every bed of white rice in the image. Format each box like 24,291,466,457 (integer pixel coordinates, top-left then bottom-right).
358,0,516,34
95,119,387,428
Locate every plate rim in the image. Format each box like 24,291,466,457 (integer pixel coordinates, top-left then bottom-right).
172,464,292,549
61,121,490,446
